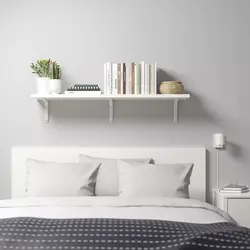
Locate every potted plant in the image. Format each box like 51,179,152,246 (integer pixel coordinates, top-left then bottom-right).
30,59,51,94
49,61,62,94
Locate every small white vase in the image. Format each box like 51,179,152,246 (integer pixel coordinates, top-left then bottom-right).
49,79,62,94
36,77,49,94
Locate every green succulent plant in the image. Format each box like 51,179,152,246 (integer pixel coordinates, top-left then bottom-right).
50,61,61,79
30,59,51,77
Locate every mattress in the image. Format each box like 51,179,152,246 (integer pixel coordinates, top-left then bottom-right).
0,197,233,223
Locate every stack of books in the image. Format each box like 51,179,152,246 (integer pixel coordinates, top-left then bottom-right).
220,184,249,193
65,85,101,95
104,62,157,95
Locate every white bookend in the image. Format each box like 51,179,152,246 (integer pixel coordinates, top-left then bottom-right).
126,63,130,94
112,63,117,94
154,62,157,94
141,61,145,95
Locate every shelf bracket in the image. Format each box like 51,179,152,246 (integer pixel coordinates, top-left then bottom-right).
37,99,49,123
173,99,179,123
109,99,114,123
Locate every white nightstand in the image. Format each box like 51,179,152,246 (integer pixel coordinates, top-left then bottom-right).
213,189,250,228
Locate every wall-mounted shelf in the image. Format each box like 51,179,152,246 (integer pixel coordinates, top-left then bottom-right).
30,94,190,123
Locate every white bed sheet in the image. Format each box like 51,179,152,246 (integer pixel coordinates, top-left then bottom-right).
0,197,235,224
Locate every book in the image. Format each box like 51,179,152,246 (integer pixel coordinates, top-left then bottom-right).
123,63,126,94
141,61,145,95
137,63,141,94
117,63,121,94
149,64,152,94
144,63,149,94
154,62,157,94
219,188,249,193
222,184,248,191
131,62,135,94
65,84,101,95
126,63,130,94
106,62,112,94
103,61,157,95
112,63,118,94
120,63,123,95
151,62,156,94
67,85,100,91
134,63,137,95
65,91,101,95
104,63,107,94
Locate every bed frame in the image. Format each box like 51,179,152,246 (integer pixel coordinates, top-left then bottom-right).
11,147,206,201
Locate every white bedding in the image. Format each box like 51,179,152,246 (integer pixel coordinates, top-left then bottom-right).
0,197,235,224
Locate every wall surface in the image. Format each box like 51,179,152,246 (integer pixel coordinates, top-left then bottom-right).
0,0,250,201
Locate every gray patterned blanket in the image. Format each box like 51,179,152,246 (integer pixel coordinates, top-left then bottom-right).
0,217,250,250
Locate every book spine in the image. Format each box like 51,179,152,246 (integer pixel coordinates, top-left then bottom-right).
144,63,148,95
126,63,130,94
141,61,145,95
137,63,141,94
112,63,117,94
149,64,152,94
223,188,247,191
120,63,123,95
224,188,247,192
154,62,157,94
134,63,137,95
219,189,249,193
131,62,135,94
65,91,101,95
106,62,112,94
123,63,126,94
150,63,155,94
104,63,107,94
117,63,121,94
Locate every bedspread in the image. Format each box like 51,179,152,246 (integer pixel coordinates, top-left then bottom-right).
0,217,250,250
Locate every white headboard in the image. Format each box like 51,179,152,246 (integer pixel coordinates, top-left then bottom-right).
11,147,206,201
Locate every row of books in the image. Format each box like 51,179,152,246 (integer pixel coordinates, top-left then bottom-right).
219,184,249,193
104,62,157,95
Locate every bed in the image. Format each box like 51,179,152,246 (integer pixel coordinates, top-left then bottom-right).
0,147,249,250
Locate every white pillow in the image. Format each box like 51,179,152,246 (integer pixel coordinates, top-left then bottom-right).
79,155,154,196
118,160,194,198
26,159,101,197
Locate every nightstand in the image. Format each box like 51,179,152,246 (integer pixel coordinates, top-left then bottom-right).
213,190,250,228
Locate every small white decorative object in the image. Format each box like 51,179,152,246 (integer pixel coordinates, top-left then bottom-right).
49,79,62,94
36,77,49,94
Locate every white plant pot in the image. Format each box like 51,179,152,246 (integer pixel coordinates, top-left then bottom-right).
49,79,62,94
36,77,49,94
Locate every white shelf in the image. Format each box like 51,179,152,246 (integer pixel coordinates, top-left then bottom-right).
30,93,190,123
31,94,190,100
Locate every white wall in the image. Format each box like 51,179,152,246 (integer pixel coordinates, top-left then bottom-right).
0,0,250,201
